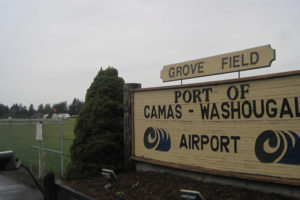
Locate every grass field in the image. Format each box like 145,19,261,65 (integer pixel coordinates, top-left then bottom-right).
0,118,76,178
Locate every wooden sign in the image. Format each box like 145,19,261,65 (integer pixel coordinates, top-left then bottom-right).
160,45,276,82
132,70,300,185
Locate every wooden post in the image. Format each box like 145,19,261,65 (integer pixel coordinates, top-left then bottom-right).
39,141,44,179
124,83,141,171
44,172,57,200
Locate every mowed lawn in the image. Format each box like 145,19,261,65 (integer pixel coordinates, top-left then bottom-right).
0,118,76,178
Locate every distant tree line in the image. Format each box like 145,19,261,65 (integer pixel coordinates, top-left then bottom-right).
0,98,84,119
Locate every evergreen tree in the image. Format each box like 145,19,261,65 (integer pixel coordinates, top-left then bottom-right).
9,104,28,118
0,104,9,119
53,101,68,113
38,104,44,113
28,104,36,118
44,104,52,114
69,98,84,116
66,67,124,179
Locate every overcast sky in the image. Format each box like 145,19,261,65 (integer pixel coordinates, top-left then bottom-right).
1,0,300,108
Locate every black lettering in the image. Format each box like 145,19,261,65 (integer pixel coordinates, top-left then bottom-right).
220,136,230,152
241,101,252,118
183,90,192,103
221,102,230,119
233,55,240,68
250,51,259,65
280,98,293,118
295,97,300,117
231,102,241,119
210,103,220,119
169,67,175,78
231,136,240,153
222,57,228,69
151,105,157,119
266,99,277,118
192,134,200,150
192,89,201,103
227,85,239,100
241,54,249,66
175,104,182,119
198,62,204,73
158,105,166,119
183,65,189,75
202,88,212,102
201,135,209,150
167,105,174,119
240,84,249,99
176,66,182,76
200,104,210,119
144,105,150,118
210,135,219,151
253,100,264,118
179,134,187,149
191,63,197,74
174,91,181,103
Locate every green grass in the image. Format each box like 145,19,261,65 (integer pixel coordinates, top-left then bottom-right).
64,118,76,172
0,118,76,178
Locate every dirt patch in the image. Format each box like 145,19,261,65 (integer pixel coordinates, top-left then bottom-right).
65,171,299,200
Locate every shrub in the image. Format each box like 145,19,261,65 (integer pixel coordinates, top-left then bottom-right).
66,67,124,179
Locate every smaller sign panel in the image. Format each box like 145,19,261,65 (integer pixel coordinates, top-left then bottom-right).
36,122,43,141
161,45,275,82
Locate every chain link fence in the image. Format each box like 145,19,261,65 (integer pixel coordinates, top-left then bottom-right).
0,119,65,178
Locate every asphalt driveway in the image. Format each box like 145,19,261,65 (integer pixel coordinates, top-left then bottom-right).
0,175,43,200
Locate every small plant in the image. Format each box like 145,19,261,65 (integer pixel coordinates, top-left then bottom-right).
132,181,140,189
115,191,126,199
104,183,112,191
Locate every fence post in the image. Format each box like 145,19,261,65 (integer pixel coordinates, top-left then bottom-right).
38,140,44,179
30,121,33,170
36,121,44,179
8,119,12,150
60,119,64,178
44,172,57,200
124,83,141,171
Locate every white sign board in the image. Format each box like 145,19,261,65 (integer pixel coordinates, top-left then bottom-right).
36,122,43,141
160,45,275,82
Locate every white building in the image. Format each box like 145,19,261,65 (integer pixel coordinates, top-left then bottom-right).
52,113,70,120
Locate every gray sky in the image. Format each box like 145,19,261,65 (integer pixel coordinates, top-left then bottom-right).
1,0,300,108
